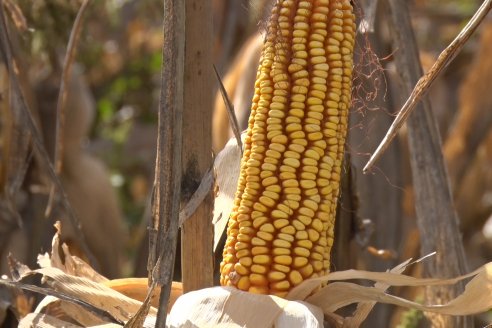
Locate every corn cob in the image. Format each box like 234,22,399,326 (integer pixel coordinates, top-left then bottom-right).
220,0,355,297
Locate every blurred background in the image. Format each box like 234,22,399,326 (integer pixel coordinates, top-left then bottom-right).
1,0,491,326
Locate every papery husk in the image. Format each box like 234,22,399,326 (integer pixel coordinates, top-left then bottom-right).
339,258,412,327
19,313,83,328
212,136,242,250
18,312,147,328
167,286,324,328
17,266,156,322
10,226,183,327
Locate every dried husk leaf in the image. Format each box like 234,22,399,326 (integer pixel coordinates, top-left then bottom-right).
59,301,109,326
18,313,126,328
37,222,108,283
341,259,412,327
18,227,173,327
168,286,236,327
19,313,82,328
34,295,75,323
17,267,157,323
213,136,242,250
167,286,323,328
287,262,487,300
275,301,324,328
301,263,492,318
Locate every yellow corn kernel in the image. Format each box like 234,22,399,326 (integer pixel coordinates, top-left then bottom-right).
220,0,355,296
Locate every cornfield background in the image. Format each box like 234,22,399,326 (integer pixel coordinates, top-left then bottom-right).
0,0,492,327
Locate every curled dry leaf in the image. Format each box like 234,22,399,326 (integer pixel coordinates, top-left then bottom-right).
38,222,108,283
340,259,412,328
286,261,488,300
302,262,492,323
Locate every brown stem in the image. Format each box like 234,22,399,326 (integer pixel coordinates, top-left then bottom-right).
150,0,185,326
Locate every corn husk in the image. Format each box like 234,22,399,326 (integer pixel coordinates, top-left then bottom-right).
212,135,243,250
166,258,492,328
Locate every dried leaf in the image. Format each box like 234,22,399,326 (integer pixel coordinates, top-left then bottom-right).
11,230,168,327
0,279,120,324
34,296,68,321
339,260,407,327
37,223,108,283
19,313,82,328
287,261,484,301
34,297,147,328
304,263,492,317
19,313,126,328
15,266,157,323
213,136,243,250
65,301,113,326
60,248,108,283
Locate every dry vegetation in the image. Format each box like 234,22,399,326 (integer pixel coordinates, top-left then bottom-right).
0,0,492,327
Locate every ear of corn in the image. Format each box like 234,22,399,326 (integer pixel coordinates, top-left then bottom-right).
220,0,355,297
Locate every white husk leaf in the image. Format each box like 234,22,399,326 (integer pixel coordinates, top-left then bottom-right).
212,136,243,250
167,286,323,328
274,301,324,328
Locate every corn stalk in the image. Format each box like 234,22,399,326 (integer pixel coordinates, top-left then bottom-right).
384,0,472,326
